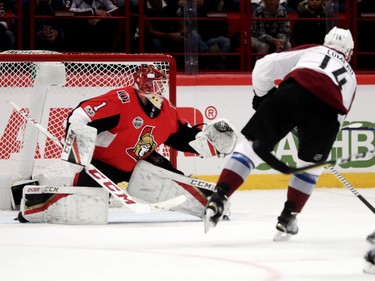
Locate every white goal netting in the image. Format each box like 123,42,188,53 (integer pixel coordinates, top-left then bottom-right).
0,51,176,208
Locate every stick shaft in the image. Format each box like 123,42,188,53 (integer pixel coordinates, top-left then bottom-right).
326,165,375,214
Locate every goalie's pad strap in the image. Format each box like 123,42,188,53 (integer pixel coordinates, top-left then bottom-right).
21,185,108,224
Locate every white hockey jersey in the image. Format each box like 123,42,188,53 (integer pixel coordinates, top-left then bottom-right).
252,44,357,114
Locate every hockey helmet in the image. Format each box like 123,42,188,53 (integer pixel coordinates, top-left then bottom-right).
133,65,167,109
324,26,354,61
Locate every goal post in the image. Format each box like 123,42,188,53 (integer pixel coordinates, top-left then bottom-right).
0,51,177,209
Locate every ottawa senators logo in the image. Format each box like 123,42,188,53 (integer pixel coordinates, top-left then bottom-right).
126,126,157,161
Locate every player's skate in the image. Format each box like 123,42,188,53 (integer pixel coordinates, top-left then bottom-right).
364,248,375,274
367,230,375,244
204,185,229,233
273,201,299,242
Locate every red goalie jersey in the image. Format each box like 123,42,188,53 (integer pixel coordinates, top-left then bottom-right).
67,86,199,173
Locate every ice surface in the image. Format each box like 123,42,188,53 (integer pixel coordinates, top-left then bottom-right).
1,188,375,281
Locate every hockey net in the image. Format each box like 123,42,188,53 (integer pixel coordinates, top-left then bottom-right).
0,51,176,192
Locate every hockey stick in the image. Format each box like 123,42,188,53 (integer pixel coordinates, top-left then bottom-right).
342,127,375,131
253,139,375,174
325,165,375,214
7,100,186,213
288,128,375,214
7,100,62,147
341,122,375,131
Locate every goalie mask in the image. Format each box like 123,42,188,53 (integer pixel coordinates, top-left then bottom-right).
133,65,167,110
324,26,354,62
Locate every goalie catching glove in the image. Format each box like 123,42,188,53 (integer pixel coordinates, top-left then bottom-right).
189,118,238,158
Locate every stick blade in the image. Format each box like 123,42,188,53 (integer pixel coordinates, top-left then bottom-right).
149,195,187,211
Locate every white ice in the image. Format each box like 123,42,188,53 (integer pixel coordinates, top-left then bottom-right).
1,188,375,281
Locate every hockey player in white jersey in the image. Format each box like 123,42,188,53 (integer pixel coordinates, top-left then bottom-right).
204,26,357,239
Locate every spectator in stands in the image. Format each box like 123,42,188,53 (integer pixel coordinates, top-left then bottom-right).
112,0,138,52
177,0,231,69
253,0,292,12
287,0,303,11
293,0,326,46
358,0,375,16
251,0,261,11
0,0,16,51
67,0,120,52
251,0,291,58
143,0,184,54
34,0,67,51
232,0,241,11
0,21,15,51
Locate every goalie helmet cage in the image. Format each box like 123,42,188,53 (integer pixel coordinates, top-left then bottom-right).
0,50,177,187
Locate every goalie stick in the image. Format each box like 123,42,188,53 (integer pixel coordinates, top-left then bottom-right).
7,100,186,213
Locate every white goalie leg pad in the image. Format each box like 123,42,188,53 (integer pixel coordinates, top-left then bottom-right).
33,161,79,187
21,185,109,224
61,122,97,168
126,161,212,218
189,118,238,158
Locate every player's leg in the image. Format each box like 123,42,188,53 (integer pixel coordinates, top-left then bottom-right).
274,82,341,240
205,89,295,230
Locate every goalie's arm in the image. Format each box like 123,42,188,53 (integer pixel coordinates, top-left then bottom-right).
66,106,120,136
164,120,203,153
164,119,239,158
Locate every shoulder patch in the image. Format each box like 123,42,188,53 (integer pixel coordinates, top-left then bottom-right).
117,90,130,104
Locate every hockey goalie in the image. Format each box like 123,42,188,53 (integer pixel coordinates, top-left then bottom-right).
13,64,237,224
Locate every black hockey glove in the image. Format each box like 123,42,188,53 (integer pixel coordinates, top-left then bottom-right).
252,86,277,111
